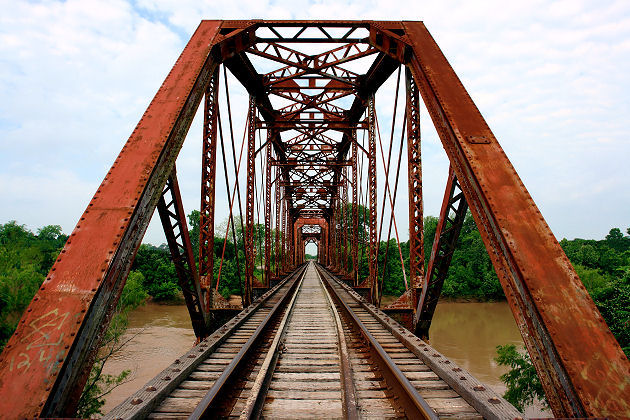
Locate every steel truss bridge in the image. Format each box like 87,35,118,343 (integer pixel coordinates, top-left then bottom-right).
0,20,628,419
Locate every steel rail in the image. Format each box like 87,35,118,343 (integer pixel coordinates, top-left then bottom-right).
188,264,308,419
316,265,359,420
238,262,306,419
104,264,308,420
316,266,439,420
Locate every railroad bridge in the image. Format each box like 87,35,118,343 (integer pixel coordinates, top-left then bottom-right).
0,20,628,419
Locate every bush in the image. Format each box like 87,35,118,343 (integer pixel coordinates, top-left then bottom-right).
495,344,546,411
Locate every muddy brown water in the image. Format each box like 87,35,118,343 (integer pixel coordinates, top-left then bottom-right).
101,299,549,416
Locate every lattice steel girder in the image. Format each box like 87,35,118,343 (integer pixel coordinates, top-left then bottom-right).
402,21,629,416
341,171,349,276
158,167,209,338
199,69,220,306
0,21,223,418
413,167,468,340
264,139,273,287
257,120,369,130
274,174,282,278
367,96,378,304
352,130,359,287
244,97,256,307
405,67,424,313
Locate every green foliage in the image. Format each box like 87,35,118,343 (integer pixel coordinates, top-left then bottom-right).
132,244,180,301
560,227,630,356
187,210,200,261
584,268,630,356
440,214,504,299
495,344,546,411
0,221,67,349
373,211,505,300
215,250,246,298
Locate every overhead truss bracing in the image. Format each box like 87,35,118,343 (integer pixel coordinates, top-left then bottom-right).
0,20,628,419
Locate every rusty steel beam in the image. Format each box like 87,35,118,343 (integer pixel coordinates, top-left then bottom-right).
405,68,424,311
352,130,359,287
244,97,256,307
199,69,220,309
282,198,288,273
403,21,630,416
264,139,273,287
274,178,282,278
342,173,349,276
158,168,210,338
367,96,378,304
413,167,468,340
0,21,223,418
335,199,342,272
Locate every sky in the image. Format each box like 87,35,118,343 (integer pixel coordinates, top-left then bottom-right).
1,0,629,248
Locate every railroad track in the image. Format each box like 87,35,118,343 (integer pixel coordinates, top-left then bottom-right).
106,263,521,419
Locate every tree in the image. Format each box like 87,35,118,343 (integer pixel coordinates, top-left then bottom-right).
36,225,63,242
187,210,200,261
132,244,179,301
495,344,546,411
606,227,627,252
578,244,599,268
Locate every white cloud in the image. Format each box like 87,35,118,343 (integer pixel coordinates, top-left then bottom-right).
1,0,629,245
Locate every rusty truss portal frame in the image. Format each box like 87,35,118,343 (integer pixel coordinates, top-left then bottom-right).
0,20,628,418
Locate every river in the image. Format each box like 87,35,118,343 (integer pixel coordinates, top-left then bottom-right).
101,300,549,416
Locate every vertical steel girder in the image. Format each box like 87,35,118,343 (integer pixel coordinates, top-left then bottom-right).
285,205,293,271
367,96,378,304
413,167,468,340
264,140,273,287
199,69,220,309
0,21,222,418
330,201,337,269
289,217,294,268
403,21,629,416
406,68,424,313
244,97,256,306
352,130,359,286
342,174,349,276
158,167,209,338
274,175,281,278
335,199,342,271
282,198,288,272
